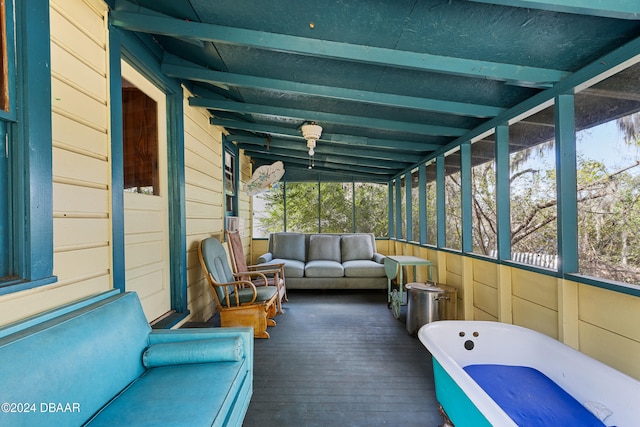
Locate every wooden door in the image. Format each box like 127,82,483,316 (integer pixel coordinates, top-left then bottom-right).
121,60,171,322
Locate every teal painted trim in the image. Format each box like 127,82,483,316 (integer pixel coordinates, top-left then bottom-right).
436,156,446,247
405,172,413,241
108,26,125,292
0,0,16,122
317,178,321,233
283,181,288,231
466,0,640,20
460,142,472,253
432,358,493,427
555,94,578,274
111,11,568,85
395,179,402,239
0,123,7,277
163,61,504,118
419,166,427,245
167,90,188,313
2,0,56,294
223,136,239,217
190,98,468,137
495,125,511,261
566,274,640,298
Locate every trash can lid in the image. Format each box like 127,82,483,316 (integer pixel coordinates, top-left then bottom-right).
405,282,445,293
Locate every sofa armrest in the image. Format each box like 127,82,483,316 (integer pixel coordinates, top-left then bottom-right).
373,253,386,264
256,252,273,263
149,328,254,372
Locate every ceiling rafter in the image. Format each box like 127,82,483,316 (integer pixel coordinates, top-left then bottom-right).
190,98,468,137
210,119,442,152
465,0,640,20
238,145,396,175
231,135,423,164
110,10,569,86
161,59,505,118
248,154,386,182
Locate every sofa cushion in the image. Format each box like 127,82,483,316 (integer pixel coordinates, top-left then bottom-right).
343,260,386,277
305,260,344,277
341,234,374,261
86,361,248,426
308,234,342,262
142,338,243,368
272,233,306,262
272,258,305,278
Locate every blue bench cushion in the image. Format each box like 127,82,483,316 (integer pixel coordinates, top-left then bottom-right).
464,364,606,427
305,260,344,277
87,361,248,427
233,285,278,304
343,260,386,277
143,338,243,368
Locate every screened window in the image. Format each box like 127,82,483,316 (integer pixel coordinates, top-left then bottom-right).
354,182,388,236
445,149,462,250
471,137,497,257
509,105,558,268
319,182,353,233
425,162,437,246
224,148,237,216
400,175,406,240
575,61,640,284
410,169,419,242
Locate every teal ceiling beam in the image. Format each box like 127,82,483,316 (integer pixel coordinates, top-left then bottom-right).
240,146,393,176
162,61,505,118
211,118,441,152
235,139,408,170
192,98,468,137
231,135,422,164
466,0,640,20
110,10,569,86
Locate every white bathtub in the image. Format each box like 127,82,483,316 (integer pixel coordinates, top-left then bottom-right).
418,320,640,427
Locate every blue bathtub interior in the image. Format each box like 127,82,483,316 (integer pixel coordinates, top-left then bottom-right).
464,364,608,427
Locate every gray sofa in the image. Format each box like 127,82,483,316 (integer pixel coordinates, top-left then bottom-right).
256,233,387,289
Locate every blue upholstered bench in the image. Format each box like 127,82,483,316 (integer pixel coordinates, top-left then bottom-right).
0,290,253,427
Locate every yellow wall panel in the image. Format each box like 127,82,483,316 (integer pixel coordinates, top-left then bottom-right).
579,284,640,342
54,246,110,283
52,78,108,131
53,217,109,248
473,259,497,288
53,147,108,185
579,321,640,380
474,281,498,318
446,252,463,275
473,307,498,321
512,296,558,339
512,267,558,310
49,7,106,71
52,112,108,158
53,183,109,215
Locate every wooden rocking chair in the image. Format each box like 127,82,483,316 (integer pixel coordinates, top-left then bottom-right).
226,230,288,314
198,236,278,338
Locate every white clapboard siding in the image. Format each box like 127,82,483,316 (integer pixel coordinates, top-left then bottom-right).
51,0,111,292
183,87,225,321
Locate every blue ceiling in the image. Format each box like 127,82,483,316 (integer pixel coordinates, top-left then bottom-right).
111,0,640,182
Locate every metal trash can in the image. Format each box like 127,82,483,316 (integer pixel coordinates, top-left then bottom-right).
405,283,457,336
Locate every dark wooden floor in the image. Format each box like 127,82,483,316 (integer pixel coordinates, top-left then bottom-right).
240,289,443,427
